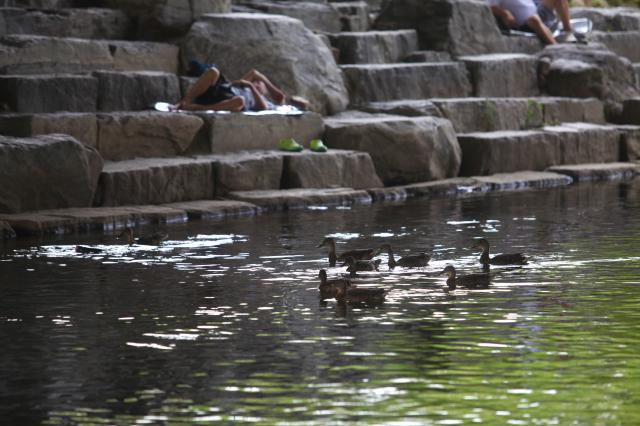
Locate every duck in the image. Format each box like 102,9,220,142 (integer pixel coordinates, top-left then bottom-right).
318,269,352,300
379,243,430,268
471,238,527,267
316,237,379,267
75,245,104,254
343,256,382,277
333,280,387,305
440,265,491,290
120,227,168,246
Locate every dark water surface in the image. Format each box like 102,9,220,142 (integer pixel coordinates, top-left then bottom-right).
1,180,639,425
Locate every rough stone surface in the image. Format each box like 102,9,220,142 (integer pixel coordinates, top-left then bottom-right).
95,157,214,207
0,7,134,39
107,40,179,74
539,97,605,125
329,30,418,64
234,0,342,33
0,0,72,7
0,212,77,235
588,31,640,63
341,62,472,105
0,74,98,113
611,98,640,125
324,114,462,185
227,188,372,210
361,99,442,117
181,13,348,115
0,113,98,148
195,112,324,154
403,50,452,62
547,162,640,181
503,34,544,55
458,130,558,176
543,123,620,165
332,1,370,32
281,150,383,189
96,112,204,161
205,151,284,195
634,63,640,88
459,53,539,97
402,177,490,197
616,124,640,161
374,0,508,56
537,43,639,114
0,134,103,214
571,7,640,32
94,71,180,112
163,200,261,220
472,171,573,190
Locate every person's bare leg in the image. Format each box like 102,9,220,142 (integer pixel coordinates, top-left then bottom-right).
175,67,221,109
180,96,245,112
241,69,285,104
551,0,573,32
527,15,557,44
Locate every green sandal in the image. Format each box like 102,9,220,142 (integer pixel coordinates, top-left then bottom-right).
310,139,328,153
279,138,304,152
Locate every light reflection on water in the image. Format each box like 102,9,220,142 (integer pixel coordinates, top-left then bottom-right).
0,179,639,425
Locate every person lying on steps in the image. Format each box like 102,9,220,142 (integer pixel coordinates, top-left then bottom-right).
173,67,286,112
487,0,573,45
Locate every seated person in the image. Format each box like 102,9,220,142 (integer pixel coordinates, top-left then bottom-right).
174,67,286,112
488,0,573,45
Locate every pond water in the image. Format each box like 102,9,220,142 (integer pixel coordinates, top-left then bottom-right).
1,179,639,425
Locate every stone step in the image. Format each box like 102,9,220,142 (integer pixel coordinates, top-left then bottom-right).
547,162,640,182
502,35,544,55
0,71,180,113
324,112,461,185
232,0,342,33
0,35,179,75
95,149,381,207
0,0,71,7
227,188,372,211
458,123,621,176
611,98,640,125
331,1,369,32
329,30,418,64
616,124,640,161
458,53,539,97
571,7,640,32
0,7,134,39
403,50,452,63
340,62,472,105
361,97,605,133
588,31,640,63
634,63,640,87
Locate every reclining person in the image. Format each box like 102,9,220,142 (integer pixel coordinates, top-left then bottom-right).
174,67,286,112
488,0,573,45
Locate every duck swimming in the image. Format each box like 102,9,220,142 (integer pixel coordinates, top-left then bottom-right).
121,227,168,246
440,265,491,290
333,280,387,305
316,237,379,267
318,269,351,300
471,238,527,267
344,256,381,276
379,244,430,268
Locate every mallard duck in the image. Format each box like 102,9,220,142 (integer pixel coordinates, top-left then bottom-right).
440,265,490,290
344,256,381,276
316,237,379,267
75,245,104,254
120,227,168,246
380,244,430,268
333,280,387,305
318,269,351,300
471,238,527,266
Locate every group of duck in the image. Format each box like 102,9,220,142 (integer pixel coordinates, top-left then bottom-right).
316,237,527,305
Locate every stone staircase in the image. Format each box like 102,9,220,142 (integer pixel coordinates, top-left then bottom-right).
1,0,640,237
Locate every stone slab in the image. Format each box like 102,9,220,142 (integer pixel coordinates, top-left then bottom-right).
547,162,640,181
360,99,442,117
459,53,539,97
612,98,640,125
203,151,284,195
36,206,140,231
0,113,98,148
539,97,605,125
341,62,472,105
502,34,544,55
402,177,491,197
329,30,418,64
0,212,77,235
227,188,372,210
162,200,261,220
96,112,204,161
0,0,72,7
332,1,369,32
94,71,180,112
472,171,573,190
0,74,98,113
366,186,408,202
194,112,324,154
108,40,179,74
543,122,620,165
94,157,215,207
234,0,342,33
588,31,640,63
403,50,452,63
616,124,640,161
571,7,640,32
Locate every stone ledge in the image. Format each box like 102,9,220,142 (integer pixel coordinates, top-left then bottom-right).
547,162,640,181
402,177,491,197
472,171,573,190
162,200,261,220
227,188,373,210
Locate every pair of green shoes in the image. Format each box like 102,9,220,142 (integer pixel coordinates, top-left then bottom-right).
279,138,328,153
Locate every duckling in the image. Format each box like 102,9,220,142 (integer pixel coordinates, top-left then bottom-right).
120,227,168,246
440,265,490,290
471,238,527,267
344,256,382,277
318,269,351,300
333,280,387,305
380,244,430,268
316,237,379,267
75,245,104,254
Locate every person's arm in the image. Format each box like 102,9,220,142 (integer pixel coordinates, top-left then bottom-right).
242,69,285,105
233,79,269,111
490,5,516,28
